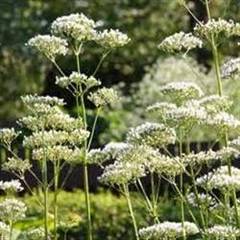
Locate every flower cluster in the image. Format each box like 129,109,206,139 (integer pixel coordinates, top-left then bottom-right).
56,72,101,90
27,35,68,60
24,227,45,240
0,198,27,223
221,58,240,79
139,222,199,239
186,192,216,208
0,221,10,237
95,29,130,48
194,18,234,38
159,82,203,104
0,128,19,146
204,225,240,239
3,157,31,175
196,166,240,191
99,161,145,185
88,87,119,107
126,122,176,147
0,179,23,193
158,32,203,52
51,13,96,42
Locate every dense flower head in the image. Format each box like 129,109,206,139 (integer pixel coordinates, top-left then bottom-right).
23,129,89,148
3,157,31,175
182,147,239,167
56,72,101,89
103,142,130,159
159,82,203,104
21,95,65,108
27,35,68,60
186,192,216,208
139,221,199,239
0,128,19,146
99,161,145,185
88,87,119,107
19,109,83,132
196,166,240,191
205,111,240,134
95,29,130,48
32,145,83,163
0,221,10,236
126,122,176,147
194,18,235,38
51,13,96,42
0,179,23,193
198,95,232,113
87,148,109,165
204,225,240,239
158,32,203,52
0,198,27,222
221,58,240,79
147,102,177,114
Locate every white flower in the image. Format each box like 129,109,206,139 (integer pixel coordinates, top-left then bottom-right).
194,18,235,37
21,95,65,107
198,95,232,113
159,82,203,103
27,35,68,60
51,13,96,42
126,122,176,147
204,225,240,239
3,157,31,175
95,29,130,48
196,166,240,191
25,227,45,240
103,142,130,159
221,58,240,79
56,72,101,89
147,102,177,114
99,161,145,185
0,198,27,222
158,32,203,52
139,221,199,239
206,111,240,133
0,128,19,146
186,192,216,208
0,179,23,192
88,87,119,107
0,221,10,236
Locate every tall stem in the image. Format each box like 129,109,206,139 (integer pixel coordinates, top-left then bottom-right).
123,184,139,240
75,51,92,240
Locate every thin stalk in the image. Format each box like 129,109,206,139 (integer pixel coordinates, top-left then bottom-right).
92,50,111,76
43,155,48,240
51,60,66,77
75,51,92,240
123,184,139,240
9,221,13,240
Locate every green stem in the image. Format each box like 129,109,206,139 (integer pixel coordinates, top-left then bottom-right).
123,184,139,240
43,157,48,240
9,221,13,240
92,50,111,76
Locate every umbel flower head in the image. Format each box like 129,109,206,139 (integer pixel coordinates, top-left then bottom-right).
99,161,146,186
194,18,235,38
158,32,203,53
27,35,68,60
0,179,23,193
56,72,101,90
221,57,240,79
0,128,20,146
139,221,199,239
0,221,10,237
159,82,203,103
95,29,130,48
24,227,45,240
88,87,119,107
126,122,176,147
0,198,27,223
51,13,96,42
196,166,240,191
204,225,240,239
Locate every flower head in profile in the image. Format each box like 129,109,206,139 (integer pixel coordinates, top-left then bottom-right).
95,29,130,48
0,179,23,193
126,122,176,147
88,87,119,107
51,13,96,42
27,35,68,60
204,225,240,239
0,222,10,237
0,128,19,146
158,32,202,53
221,58,240,79
139,221,199,239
